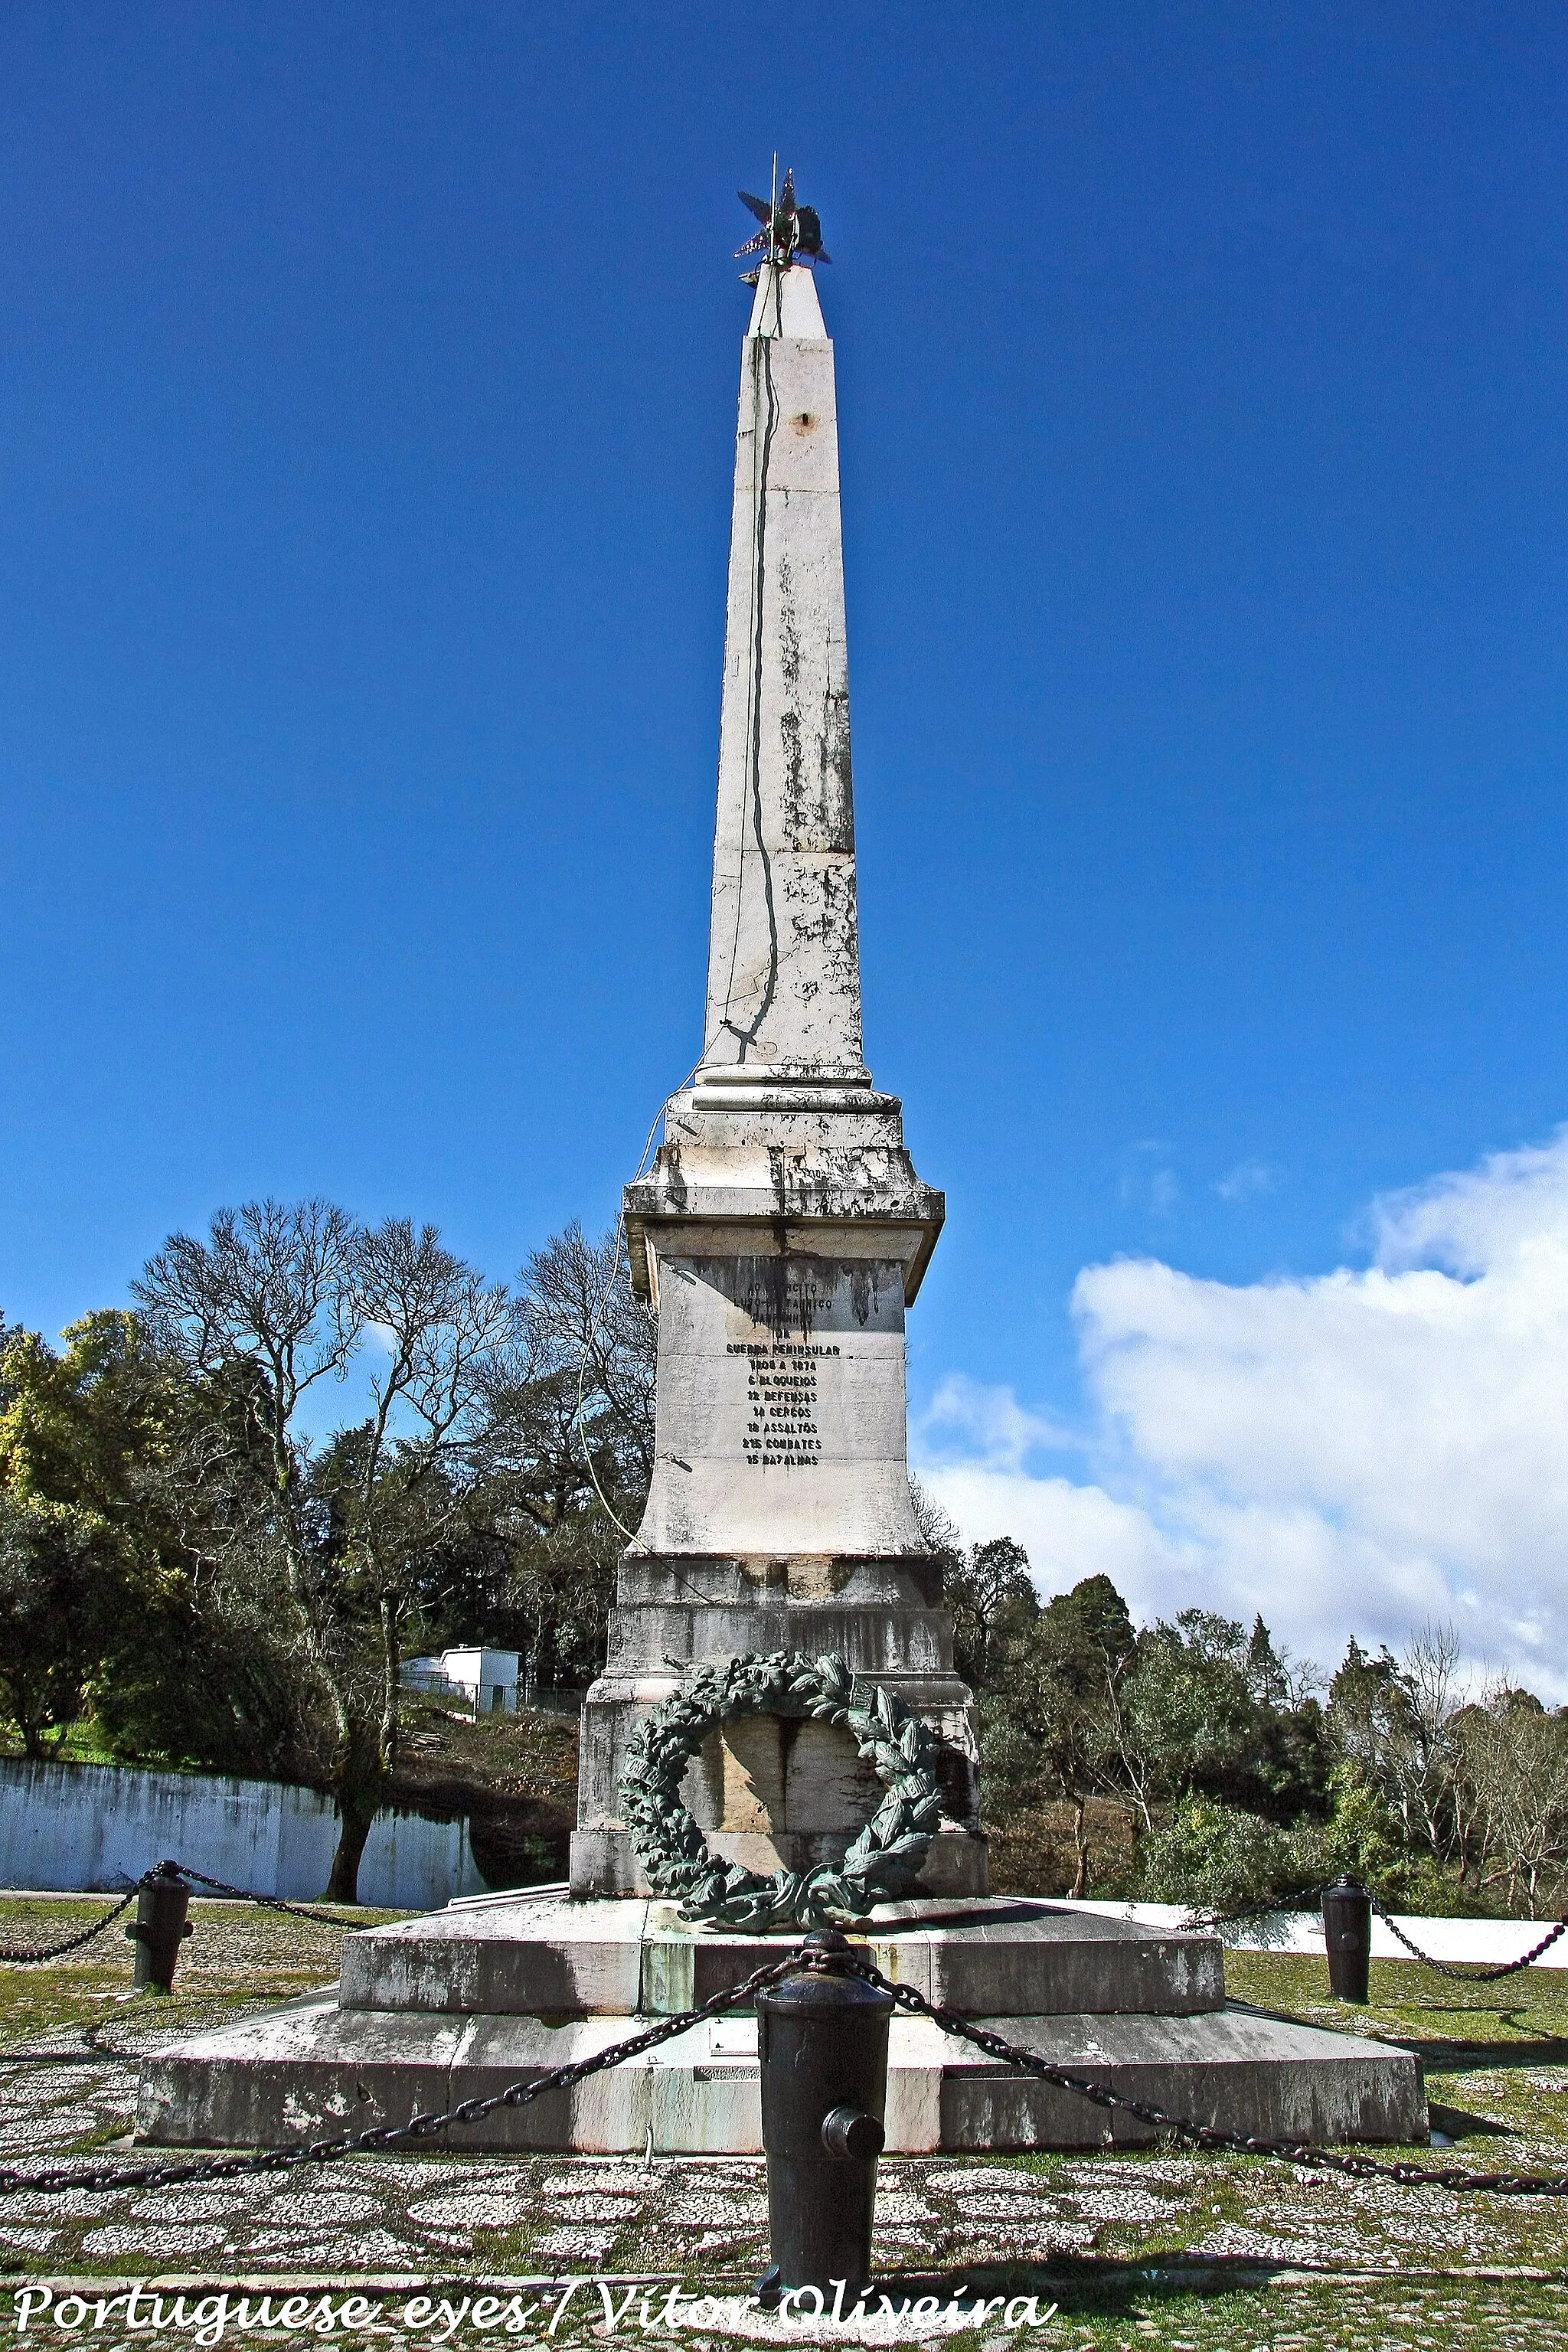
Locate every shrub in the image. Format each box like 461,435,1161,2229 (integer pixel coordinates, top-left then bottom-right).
1139,1795,1300,1918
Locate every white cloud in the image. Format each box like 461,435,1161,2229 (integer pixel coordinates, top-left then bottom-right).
1216,1158,1276,1202
919,1373,1075,1471
918,1462,1195,1630
917,1127,1568,1696
1117,1140,1179,1218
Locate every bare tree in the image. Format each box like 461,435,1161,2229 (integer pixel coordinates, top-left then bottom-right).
1327,1625,1472,1877
136,1200,518,1901
518,1223,656,1499
456,1224,658,1697
1400,1625,1470,1870
908,1475,962,1563
1455,1684,1568,1914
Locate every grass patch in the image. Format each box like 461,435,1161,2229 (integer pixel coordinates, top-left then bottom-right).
0,1893,402,2046
5,1900,1568,2340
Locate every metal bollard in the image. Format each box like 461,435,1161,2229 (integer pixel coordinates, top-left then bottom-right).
1322,1875,1372,2004
124,1860,194,1992
754,1926,894,2307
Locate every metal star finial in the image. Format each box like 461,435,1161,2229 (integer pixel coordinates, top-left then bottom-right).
735,165,831,272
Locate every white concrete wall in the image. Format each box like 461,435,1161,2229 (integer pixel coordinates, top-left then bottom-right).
1060,1896,1568,1968
0,1757,485,1908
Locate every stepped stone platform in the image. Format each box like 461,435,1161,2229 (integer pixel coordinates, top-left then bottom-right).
136,1888,1426,2154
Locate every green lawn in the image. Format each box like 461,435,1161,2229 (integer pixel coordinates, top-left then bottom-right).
1,1900,1566,2347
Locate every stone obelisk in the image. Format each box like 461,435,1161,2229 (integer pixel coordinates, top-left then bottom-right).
570,256,986,1899
140,213,1424,2166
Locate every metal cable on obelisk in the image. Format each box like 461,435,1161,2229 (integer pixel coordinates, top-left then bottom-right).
572,169,831,1548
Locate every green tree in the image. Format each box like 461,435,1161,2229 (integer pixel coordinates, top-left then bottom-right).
1141,1795,1298,1919
945,1537,1038,1691
1106,1609,1328,1838
0,1309,177,1537
1326,1628,1468,1877
0,1494,125,1756
0,1312,180,1754
981,1573,1135,1896
1304,1762,1418,1901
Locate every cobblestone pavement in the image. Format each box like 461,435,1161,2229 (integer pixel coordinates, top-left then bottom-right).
4,1901,1568,2347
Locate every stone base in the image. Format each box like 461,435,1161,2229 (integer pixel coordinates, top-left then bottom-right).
567,1824,989,1902
134,1891,1425,2155
136,1992,1423,2154
334,1893,1226,2018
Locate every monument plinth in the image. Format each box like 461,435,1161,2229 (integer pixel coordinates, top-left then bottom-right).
138,222,1426,2158
570,256,983,1903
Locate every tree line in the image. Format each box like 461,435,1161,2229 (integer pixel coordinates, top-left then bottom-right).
929,1494,1568,1921
7,1196,1566,1917
0,1202,654,1899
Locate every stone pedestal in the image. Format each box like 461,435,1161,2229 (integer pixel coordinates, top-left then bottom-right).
137,1890,1427,2154
570,1550,985,1898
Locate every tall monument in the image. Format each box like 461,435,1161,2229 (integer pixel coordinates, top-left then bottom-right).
140,194,1425,2161
570,240,986,1897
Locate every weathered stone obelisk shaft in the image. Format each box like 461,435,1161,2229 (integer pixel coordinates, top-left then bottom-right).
570,258,983,1900
701,263,866,1087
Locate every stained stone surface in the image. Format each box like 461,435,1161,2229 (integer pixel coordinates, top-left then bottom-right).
335,1893,1228,2019
697,260,865,1091
572,257,978,1901
136,1991,1423,2157
132,1890,1421,2154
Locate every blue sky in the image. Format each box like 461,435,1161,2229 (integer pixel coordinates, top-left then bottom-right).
5,6,1567,1671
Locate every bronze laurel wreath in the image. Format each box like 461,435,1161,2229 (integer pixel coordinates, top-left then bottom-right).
618,1650,946,1932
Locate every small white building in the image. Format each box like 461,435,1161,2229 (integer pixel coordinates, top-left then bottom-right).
403,1646,521,1715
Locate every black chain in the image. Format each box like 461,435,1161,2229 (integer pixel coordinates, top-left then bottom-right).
168,1863,365,1927
0,1858,357,1965
0,1886,141,1965
1182,1880,1568,1987
851,1960,1568,2198
1368,1894,1568,1983
0,1953,796,2198
1183,1881,1329,1934
10,1915,1568,2205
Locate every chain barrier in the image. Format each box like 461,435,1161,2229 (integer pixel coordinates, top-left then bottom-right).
845,1958,1568,2199
1184,1879,1568,1988
167,1864,366,1928
0,1859,360,1967
0,1886,142,1966
9,1884,1568,2203
1367,1893,1568,1984
14,1858,1568,1986
0,1953,796,2199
